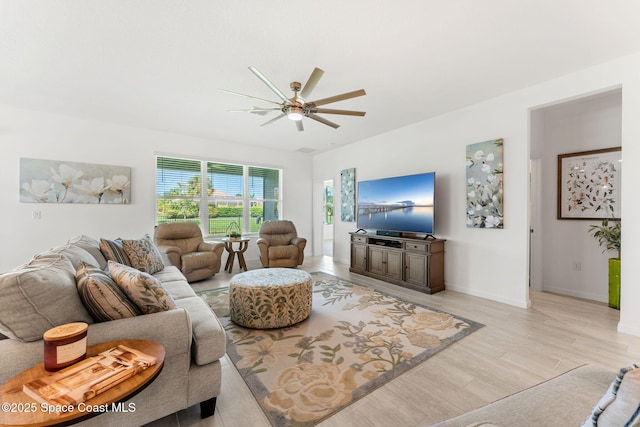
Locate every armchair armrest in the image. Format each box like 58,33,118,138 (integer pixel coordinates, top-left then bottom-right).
291,236,306,248
198,241,225,257
157,245,182,268
291,236,307,265
256,238,270,267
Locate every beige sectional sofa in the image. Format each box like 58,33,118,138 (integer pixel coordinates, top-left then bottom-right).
0,235,226,426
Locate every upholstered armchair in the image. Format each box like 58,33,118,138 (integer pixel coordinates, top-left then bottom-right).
154,222,225,282
256,220,306,268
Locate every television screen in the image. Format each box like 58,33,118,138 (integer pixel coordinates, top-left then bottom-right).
357,172,435,235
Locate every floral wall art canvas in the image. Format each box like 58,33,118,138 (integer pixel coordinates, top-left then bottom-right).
557,147,621,220
466,138,504,228
20,158,131,204
340,168,356,222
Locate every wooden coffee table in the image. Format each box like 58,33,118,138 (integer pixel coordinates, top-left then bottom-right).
0,339,164,427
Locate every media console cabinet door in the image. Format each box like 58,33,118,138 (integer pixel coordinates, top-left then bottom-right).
405,252,428,286
351,243,367,271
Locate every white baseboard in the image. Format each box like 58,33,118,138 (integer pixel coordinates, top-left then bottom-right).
445,284,531,309
542,285,607,304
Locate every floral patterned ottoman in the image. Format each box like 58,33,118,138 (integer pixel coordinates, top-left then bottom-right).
229,268,313,329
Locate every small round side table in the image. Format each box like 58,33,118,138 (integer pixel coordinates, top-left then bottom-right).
222,237,250,273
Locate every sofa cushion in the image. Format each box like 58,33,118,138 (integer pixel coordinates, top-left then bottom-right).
76,262,141,322
581,364,640,426
0,254,93,342
48,244,99,269
122,234,165,274
100,238,131,265
68,235,108,269
108,261,177,314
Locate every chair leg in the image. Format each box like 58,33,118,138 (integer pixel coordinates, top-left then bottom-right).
200,397,217,418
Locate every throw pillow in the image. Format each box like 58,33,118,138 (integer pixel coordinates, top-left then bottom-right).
68,235,108,269
122,234,165,274
581,364,640,427
108,261,176,314
76,262,141,322
99,238,131,266
0,254,93,342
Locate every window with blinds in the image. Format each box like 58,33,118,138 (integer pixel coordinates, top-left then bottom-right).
156,156,281,236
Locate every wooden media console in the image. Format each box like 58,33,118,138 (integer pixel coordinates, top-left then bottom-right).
349,232,445,294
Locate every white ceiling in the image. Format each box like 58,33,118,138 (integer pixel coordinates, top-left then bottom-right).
2,1,640,154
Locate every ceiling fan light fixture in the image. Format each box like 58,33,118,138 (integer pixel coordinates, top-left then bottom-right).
287,106,304,121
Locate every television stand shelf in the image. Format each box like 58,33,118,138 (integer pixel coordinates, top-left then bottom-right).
349,232,445,294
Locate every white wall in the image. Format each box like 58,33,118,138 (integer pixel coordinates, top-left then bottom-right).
532,90,622,303
313,52,640,336
0,106,314,272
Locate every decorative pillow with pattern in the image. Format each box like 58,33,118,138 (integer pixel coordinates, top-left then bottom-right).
76,262,141,322
108,261,176,314
99,238,131,265
122,234,165,274
581,364,640,427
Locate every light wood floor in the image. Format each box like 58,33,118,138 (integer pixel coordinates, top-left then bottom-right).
147,256,640,427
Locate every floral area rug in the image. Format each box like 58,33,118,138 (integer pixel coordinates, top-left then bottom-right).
197,272,483,427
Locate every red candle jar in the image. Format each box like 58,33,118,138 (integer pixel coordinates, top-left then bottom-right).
43,322,88,372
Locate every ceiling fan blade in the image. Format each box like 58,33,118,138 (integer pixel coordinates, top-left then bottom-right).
261,113,286,127
227,107,280,116
310,108,366,116
300,67,325,99
248,66,290,103
308,89,366,107
218,88,281,106
295,120,304,132
307,113,340,129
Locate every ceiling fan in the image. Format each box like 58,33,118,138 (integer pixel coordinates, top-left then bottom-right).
220,66,366,131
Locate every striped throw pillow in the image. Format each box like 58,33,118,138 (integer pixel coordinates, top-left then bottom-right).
76,262,141,322
99,238,131,265
581,364,640,427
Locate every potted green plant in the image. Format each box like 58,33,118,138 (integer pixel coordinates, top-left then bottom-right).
588,219,621,309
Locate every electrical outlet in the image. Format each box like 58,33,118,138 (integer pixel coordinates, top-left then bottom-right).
32,210,41,220
572,261,582,271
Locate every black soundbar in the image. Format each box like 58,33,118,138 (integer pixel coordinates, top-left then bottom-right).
376,230,402,237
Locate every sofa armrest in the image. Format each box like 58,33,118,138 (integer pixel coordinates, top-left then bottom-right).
0,309,194,385
174,297,226,365
157,245,183,268
87,308,193,360
0,339,42,384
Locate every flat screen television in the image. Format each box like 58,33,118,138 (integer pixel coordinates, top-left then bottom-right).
356,172,435,235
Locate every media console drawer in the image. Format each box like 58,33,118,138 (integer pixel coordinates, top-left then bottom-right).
406,242,427,252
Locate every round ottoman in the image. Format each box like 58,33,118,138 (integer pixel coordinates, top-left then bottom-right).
229,268,313,329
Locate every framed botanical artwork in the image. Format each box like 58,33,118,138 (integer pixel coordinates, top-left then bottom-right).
20,158,131,204
340,168,356,222
466,138,504,229
557,147,621,220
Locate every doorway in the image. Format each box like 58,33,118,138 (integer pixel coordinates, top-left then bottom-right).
323,180,334,257
529,88,622,303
